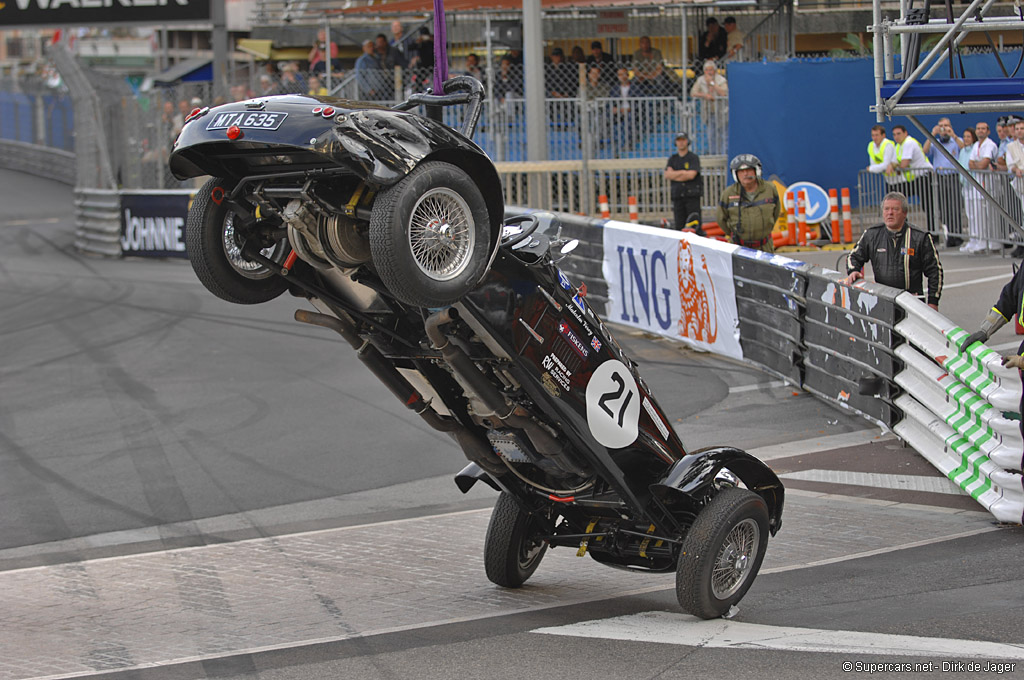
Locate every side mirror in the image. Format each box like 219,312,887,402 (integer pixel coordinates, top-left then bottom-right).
560,239,579,255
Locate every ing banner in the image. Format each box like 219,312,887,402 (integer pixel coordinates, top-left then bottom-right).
602,223,742,360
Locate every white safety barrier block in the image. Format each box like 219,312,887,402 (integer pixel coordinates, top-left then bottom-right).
894,344,1023,471
894,394,1024,524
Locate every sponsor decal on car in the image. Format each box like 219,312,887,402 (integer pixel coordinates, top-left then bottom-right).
558,321,589,360
542,353,572,391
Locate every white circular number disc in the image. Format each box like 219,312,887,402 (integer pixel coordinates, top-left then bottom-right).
585,359,641,449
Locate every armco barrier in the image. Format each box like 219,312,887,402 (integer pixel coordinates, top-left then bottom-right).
731,250,808,384
892,294,1024,523
802,270,902,427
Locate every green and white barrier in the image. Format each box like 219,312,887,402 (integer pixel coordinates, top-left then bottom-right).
893,293,1024,523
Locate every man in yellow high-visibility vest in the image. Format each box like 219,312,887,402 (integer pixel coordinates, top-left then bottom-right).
866,125,897,184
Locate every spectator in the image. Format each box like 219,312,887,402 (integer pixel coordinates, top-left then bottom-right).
504,48,523,66
1002,117,1024,257
230,83,251,102
569,45,586,66
355,39,385,100
375,34,393,70
690,60,728,148
279,62,305,94
258,73,281,97
957,127,980,253
388,21,411,69
464,53,485,86
632,36,664,95
545,47,577,98
308,29,340,74
690,60,727,103
843,191,942,310
494,56,522,102
665,132,704,234
409,27,435,90
890,124,935,233
964,120,999,252
996,115,1012,170
717,154,780,252
866,124,898,184
175,99,189,132
308,75,328,96
586,40,615,85
699,18,728,62
610,67,637,150
922,117,964,246
160,100,177,136
724,17,746,60
583,65,609,99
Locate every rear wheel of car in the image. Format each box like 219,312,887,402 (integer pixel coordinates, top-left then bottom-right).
484,492,549,588
369,161,493,308
186,177,290,305
675,487,769,619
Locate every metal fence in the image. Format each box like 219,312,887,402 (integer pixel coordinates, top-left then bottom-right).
858,168,1024,251
0,73,73,151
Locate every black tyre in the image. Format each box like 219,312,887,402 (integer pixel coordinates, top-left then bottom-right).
186,177,289,305
484,492,548,588
676,487,769,619
369,161,494,308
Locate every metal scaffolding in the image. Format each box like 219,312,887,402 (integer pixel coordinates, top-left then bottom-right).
870,0,1024,235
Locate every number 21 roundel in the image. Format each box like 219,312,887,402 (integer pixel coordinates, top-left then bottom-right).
585,359,641,449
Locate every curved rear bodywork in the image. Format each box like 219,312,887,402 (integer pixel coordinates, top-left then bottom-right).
169,93,504,233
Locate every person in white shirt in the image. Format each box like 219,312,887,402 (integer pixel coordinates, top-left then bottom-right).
1002,117,1024,255
964,120,1000,252
890,124,935,233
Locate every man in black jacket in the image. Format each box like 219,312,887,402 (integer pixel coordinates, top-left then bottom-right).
842,191,943,309
664,132,703,233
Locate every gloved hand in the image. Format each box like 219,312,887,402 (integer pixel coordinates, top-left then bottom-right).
1002,354,1024,370
962,331,988,350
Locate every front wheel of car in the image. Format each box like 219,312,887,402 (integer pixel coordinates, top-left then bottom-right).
368,161,494,308
675,487,769,619
483,492,549,588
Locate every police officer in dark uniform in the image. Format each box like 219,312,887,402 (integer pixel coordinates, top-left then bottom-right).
718,154,780,252
664,132,703,234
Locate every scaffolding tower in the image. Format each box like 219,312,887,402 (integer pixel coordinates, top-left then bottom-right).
871,0,1024,233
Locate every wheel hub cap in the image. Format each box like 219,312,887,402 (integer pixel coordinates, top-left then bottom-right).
710,518,760,600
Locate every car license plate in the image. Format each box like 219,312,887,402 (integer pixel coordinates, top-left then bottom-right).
206,111,288,131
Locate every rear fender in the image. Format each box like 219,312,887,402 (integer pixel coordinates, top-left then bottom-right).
650,446,784,535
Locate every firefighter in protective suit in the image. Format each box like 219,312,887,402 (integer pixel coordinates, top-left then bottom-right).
717,154,780,252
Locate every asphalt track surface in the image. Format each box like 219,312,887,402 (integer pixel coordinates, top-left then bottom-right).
1,168,1022,680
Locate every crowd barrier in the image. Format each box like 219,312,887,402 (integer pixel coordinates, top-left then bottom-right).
507,208,1023,524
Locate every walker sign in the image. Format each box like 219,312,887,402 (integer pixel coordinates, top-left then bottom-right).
0,0,210,27
602,223,743,360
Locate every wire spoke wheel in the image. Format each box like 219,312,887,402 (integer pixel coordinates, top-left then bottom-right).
407,189,475,281
369,161,494,308
186,177,289,305
710,518,760,599
221,212,283,280
676,487,770,619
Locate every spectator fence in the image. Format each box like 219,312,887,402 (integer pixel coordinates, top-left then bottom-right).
858,167,1024,250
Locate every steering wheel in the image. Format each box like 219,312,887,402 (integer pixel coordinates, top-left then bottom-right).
500,214,541,249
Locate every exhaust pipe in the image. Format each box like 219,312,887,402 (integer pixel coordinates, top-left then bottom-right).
425,308,590,478
294,308,506,476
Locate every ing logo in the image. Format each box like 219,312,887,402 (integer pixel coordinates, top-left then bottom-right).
677,240,717,343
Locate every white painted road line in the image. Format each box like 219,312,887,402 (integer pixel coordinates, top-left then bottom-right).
778,469,963,495
747,429,890,462
533,611,1024,660
943,274,1016,289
